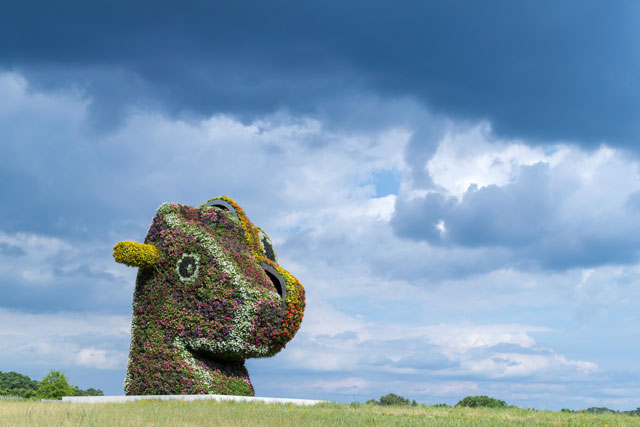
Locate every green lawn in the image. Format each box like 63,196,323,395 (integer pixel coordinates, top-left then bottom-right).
0,399,637,426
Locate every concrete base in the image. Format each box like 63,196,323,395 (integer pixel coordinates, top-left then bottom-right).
61,394,326,406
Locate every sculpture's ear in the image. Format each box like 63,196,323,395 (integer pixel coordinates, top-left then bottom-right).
113,241,159,268
203,197,238,218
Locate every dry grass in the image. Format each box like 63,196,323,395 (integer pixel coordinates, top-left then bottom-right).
0,398,637,426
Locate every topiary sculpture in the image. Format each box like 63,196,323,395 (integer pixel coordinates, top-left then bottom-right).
113,196,305,396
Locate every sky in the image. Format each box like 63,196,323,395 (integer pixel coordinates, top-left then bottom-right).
1,0,640,410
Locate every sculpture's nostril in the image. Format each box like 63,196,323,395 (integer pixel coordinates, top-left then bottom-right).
264,269,283,297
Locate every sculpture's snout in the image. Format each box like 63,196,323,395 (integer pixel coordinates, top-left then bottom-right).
113,241,159,268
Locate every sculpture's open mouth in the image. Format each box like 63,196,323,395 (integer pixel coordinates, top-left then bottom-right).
187,346,226,369
184,343,249,382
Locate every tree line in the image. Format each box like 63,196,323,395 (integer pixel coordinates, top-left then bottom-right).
367,393,640,415
0,370,103,400
366,393,507,408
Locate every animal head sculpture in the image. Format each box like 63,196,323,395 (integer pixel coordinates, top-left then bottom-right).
113,196,305,395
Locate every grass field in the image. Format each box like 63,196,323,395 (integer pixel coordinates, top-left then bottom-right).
1,398,638,426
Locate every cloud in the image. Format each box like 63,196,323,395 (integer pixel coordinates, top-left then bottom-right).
0,70,418,241
392,126,640,270
76,347,125,370
249,310,603,405
0,307,129,371
0,230,135,313
2,2,640,148
280,308,596,382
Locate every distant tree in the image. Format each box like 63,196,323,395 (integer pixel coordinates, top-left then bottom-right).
84,387,104,396
72,386,104,396
36,370,75,400
456,395,507,408
0,371,39,398
0,371,38,392
584,407,616,414
365,393,418,406
379,393,411,406
0,369,103,399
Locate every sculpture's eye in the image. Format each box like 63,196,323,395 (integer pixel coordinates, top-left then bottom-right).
176,253,200,283
258,231,277,262
260,263,286,301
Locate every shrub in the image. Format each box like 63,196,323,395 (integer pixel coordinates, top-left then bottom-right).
367,393,417,406
455,395,507,408
380,393,411,406
36,370,75,400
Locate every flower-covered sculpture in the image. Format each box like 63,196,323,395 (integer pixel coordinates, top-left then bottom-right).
113,196,305,396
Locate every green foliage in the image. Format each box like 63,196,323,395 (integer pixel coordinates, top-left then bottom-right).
380,393,412,406
1,369,103,399
0,372,38,397
576,406,640,416
562,406,640,416
72,386,104,396
584,407,616,414
36,370,76,400
456,395,508,408
367,393,418,406
0,371,38,398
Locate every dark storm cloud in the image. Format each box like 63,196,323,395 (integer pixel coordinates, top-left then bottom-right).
1,1,639,146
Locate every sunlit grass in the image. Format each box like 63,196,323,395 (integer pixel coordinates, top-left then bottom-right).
0,399,636,426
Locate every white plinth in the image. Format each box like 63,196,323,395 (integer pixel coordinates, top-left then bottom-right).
61,394,326,406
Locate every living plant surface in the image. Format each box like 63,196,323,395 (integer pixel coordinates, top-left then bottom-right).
0,399,636,426
113,196,305,396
